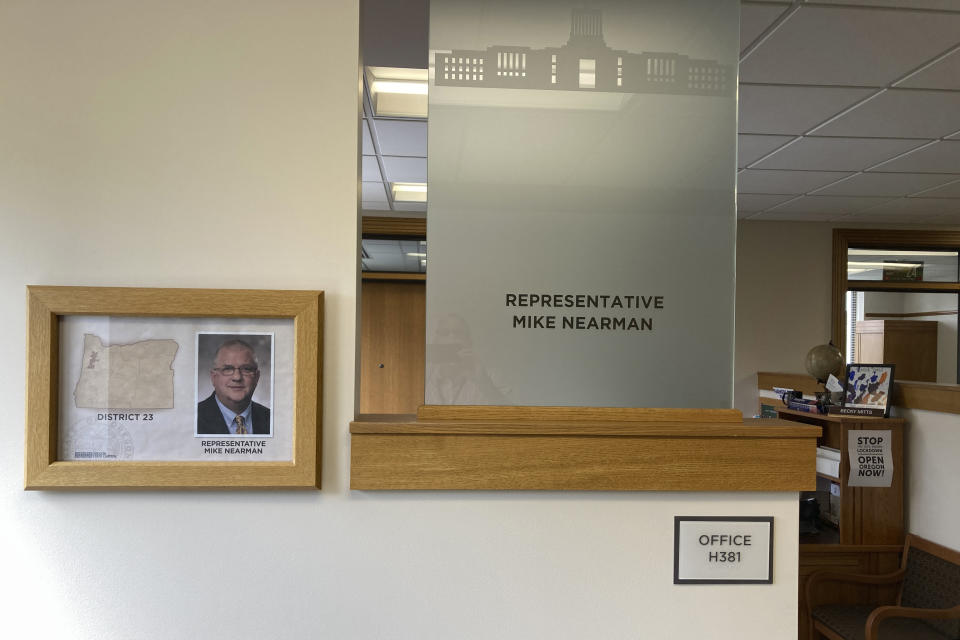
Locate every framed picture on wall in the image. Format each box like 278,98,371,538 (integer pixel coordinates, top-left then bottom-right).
24,285,323,489
841,363,895,417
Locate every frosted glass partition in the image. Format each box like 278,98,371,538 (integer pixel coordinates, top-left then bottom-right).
426,0,739,407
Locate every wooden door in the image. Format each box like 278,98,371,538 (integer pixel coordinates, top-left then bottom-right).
359,279,426,414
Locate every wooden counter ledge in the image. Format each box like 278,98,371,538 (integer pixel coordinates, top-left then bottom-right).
350,406,820,491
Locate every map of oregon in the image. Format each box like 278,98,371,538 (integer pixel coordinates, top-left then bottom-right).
74,334,179,409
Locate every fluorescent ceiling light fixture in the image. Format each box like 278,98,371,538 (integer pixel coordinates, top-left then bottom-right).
373,80,428,95
848,261,922,269
392,182,427,203
366,66,428,118
406,252,427,257
848,249,958,257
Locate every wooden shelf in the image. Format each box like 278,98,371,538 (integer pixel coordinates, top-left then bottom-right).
778,409,904,545
350,406,821,491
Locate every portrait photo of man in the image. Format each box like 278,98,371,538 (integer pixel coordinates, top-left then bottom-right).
196,334,273,436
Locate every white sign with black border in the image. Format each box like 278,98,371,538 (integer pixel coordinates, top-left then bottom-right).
674,516,774,584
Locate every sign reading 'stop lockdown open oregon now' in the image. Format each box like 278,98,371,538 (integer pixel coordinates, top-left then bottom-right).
426,0,739,407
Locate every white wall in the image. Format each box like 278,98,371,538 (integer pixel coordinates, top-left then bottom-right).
0,3,800,639
897,407,960,551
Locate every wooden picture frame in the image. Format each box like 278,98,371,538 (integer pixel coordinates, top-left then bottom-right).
842,363,895,418
25,286,323,489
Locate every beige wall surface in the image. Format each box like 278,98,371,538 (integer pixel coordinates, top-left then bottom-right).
734,221,835,415
0,3,806,639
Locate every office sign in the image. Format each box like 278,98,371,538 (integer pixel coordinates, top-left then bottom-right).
427,0,739,407
674,517,774,584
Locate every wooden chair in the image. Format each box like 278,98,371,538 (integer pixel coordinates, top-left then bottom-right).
807,534,960,640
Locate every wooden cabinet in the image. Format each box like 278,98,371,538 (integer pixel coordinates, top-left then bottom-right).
778,409,906,639
777,409,905,545
855,319,938,382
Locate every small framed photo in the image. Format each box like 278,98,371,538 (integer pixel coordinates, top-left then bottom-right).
842,364,895,417
25,286,323,489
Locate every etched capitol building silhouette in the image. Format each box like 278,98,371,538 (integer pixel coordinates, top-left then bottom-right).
436,8,733,97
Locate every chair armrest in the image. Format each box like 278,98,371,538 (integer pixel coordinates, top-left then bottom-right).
805,569,906,615
865,604,960,640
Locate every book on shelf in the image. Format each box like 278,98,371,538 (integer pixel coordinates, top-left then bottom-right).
787,398,823,414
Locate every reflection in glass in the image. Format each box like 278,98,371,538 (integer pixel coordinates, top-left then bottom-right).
847,248,959,283
846,290,958,384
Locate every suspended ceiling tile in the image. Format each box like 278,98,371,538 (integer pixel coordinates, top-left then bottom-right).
769,195,895,215
737,169,852,194
382,156,427,183
813,90,960,139
738,134,795,167
740,3,790,53
845,210,945,224
915,178,960,198
362,155,382,182
740,5,960,86
935,211,960,224
362,120,375,155
736,193,797,212
815,0,960,10
362,181,388,203
747,209,851,222
754,137,927,171
860,197,960,216
373,119,428,157
739,85,874,135
812,172,960,197
872,140,960,172
897,48,960,90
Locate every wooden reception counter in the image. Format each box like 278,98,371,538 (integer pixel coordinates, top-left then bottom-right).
350,406,820,491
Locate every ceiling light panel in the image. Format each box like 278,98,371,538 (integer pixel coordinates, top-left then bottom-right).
366,66,428,118
392,182,427,202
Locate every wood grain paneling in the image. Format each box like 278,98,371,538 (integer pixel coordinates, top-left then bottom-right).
893,380,960,414
362,272,426,281
416,405,743,423
359,280,425,414
361,216,426,237
350,412,820,491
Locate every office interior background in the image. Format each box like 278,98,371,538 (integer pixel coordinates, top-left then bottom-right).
1,1,958,638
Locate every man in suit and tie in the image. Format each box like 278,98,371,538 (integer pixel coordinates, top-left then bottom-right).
196,338,271,435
